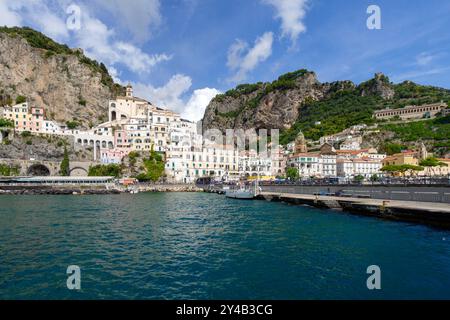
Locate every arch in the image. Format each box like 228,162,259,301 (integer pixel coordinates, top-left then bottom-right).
102,141,107,148
77,138,82,144
27,164,51,176
69,167,88,177
108,142,114,149
111,110,117,121
121,115,127,120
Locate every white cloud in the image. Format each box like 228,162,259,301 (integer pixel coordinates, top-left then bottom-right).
227,32,274,82
416,52,436,66
134,74,192,112
90,0,162,43
184,88,221,122
0,1,169,74
0,0,68,40
74,9,171,73
133,75,220,122
263,0,309,43
0,0,22,26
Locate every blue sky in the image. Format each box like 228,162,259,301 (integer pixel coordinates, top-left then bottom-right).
1,0,450,121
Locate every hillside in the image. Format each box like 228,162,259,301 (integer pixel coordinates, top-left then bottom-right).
202,71,450,146
0,27,124,128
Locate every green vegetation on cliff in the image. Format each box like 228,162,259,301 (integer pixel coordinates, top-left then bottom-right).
88,164,122,178
0,164,20,176
380,115,450,155
0,118,14,128
280,90,382,144
136,147,165,182
280,77,450,145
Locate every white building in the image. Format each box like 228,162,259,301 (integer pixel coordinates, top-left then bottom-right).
337,158,382,179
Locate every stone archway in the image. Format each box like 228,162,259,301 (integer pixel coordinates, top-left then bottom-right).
69,167,88,177
27,164,51,176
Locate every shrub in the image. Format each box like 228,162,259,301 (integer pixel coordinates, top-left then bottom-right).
66,120,80,130
15,95,26,104
0,118,14,128
21,131,32,138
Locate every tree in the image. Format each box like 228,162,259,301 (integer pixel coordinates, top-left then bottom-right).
0,118,14,128
66,120,80,130
134,145,166,182
60,146,70,176
15,95,26,104
402,164,424,177
381,164,423,178
354,175,365,183
419,157,448,176
88,164,122,177
286,167,300,181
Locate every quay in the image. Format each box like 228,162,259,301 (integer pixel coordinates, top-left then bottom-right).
257,192,450,229
0,176,119,195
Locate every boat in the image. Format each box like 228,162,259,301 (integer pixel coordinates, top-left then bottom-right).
225,189,255,199
225,165,262,200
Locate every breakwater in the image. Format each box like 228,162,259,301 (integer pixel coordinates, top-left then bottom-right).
260,184,450,204
137,184,203,193
258,192,450,229
0,183,203,195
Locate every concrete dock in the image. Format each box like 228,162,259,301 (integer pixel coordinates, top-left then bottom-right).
257,192,450,229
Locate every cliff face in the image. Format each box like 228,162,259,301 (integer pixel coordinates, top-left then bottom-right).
202,69,450,148
203,71,326,132
202,70,398,134
0,27,123,128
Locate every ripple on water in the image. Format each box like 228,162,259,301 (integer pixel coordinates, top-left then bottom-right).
1,193,450,299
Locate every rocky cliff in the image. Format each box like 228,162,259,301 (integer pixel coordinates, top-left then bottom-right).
202,70,396,133
0,27,123,128
202,69,450,145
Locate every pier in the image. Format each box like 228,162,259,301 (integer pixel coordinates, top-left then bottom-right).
257,192,450,229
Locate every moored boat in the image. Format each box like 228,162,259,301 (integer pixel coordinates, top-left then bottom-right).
225,189,255,199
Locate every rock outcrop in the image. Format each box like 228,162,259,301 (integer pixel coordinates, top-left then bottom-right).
202,70,396,134
0,27,123,128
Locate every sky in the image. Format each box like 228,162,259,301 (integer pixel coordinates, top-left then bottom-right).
1,0,450,121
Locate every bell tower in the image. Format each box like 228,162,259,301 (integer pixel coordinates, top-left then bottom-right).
126,84,133,98
294,132,308,154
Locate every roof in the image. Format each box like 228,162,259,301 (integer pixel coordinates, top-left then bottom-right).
116,96,150,103
289,152,320,158
8,176,115,183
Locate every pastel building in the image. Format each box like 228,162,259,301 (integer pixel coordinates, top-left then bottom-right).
337,158,382,179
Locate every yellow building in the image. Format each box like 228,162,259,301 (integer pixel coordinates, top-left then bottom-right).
382,151,419,166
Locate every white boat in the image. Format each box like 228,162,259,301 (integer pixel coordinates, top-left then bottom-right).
225,189,255,199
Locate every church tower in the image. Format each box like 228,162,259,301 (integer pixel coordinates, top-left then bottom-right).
126,84,133,98
419,142,429,160
294,132,308,154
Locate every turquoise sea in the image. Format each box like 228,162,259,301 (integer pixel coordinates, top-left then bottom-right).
0,193,449,299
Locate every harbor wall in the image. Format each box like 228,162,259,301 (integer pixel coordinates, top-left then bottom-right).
260,184,450,204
